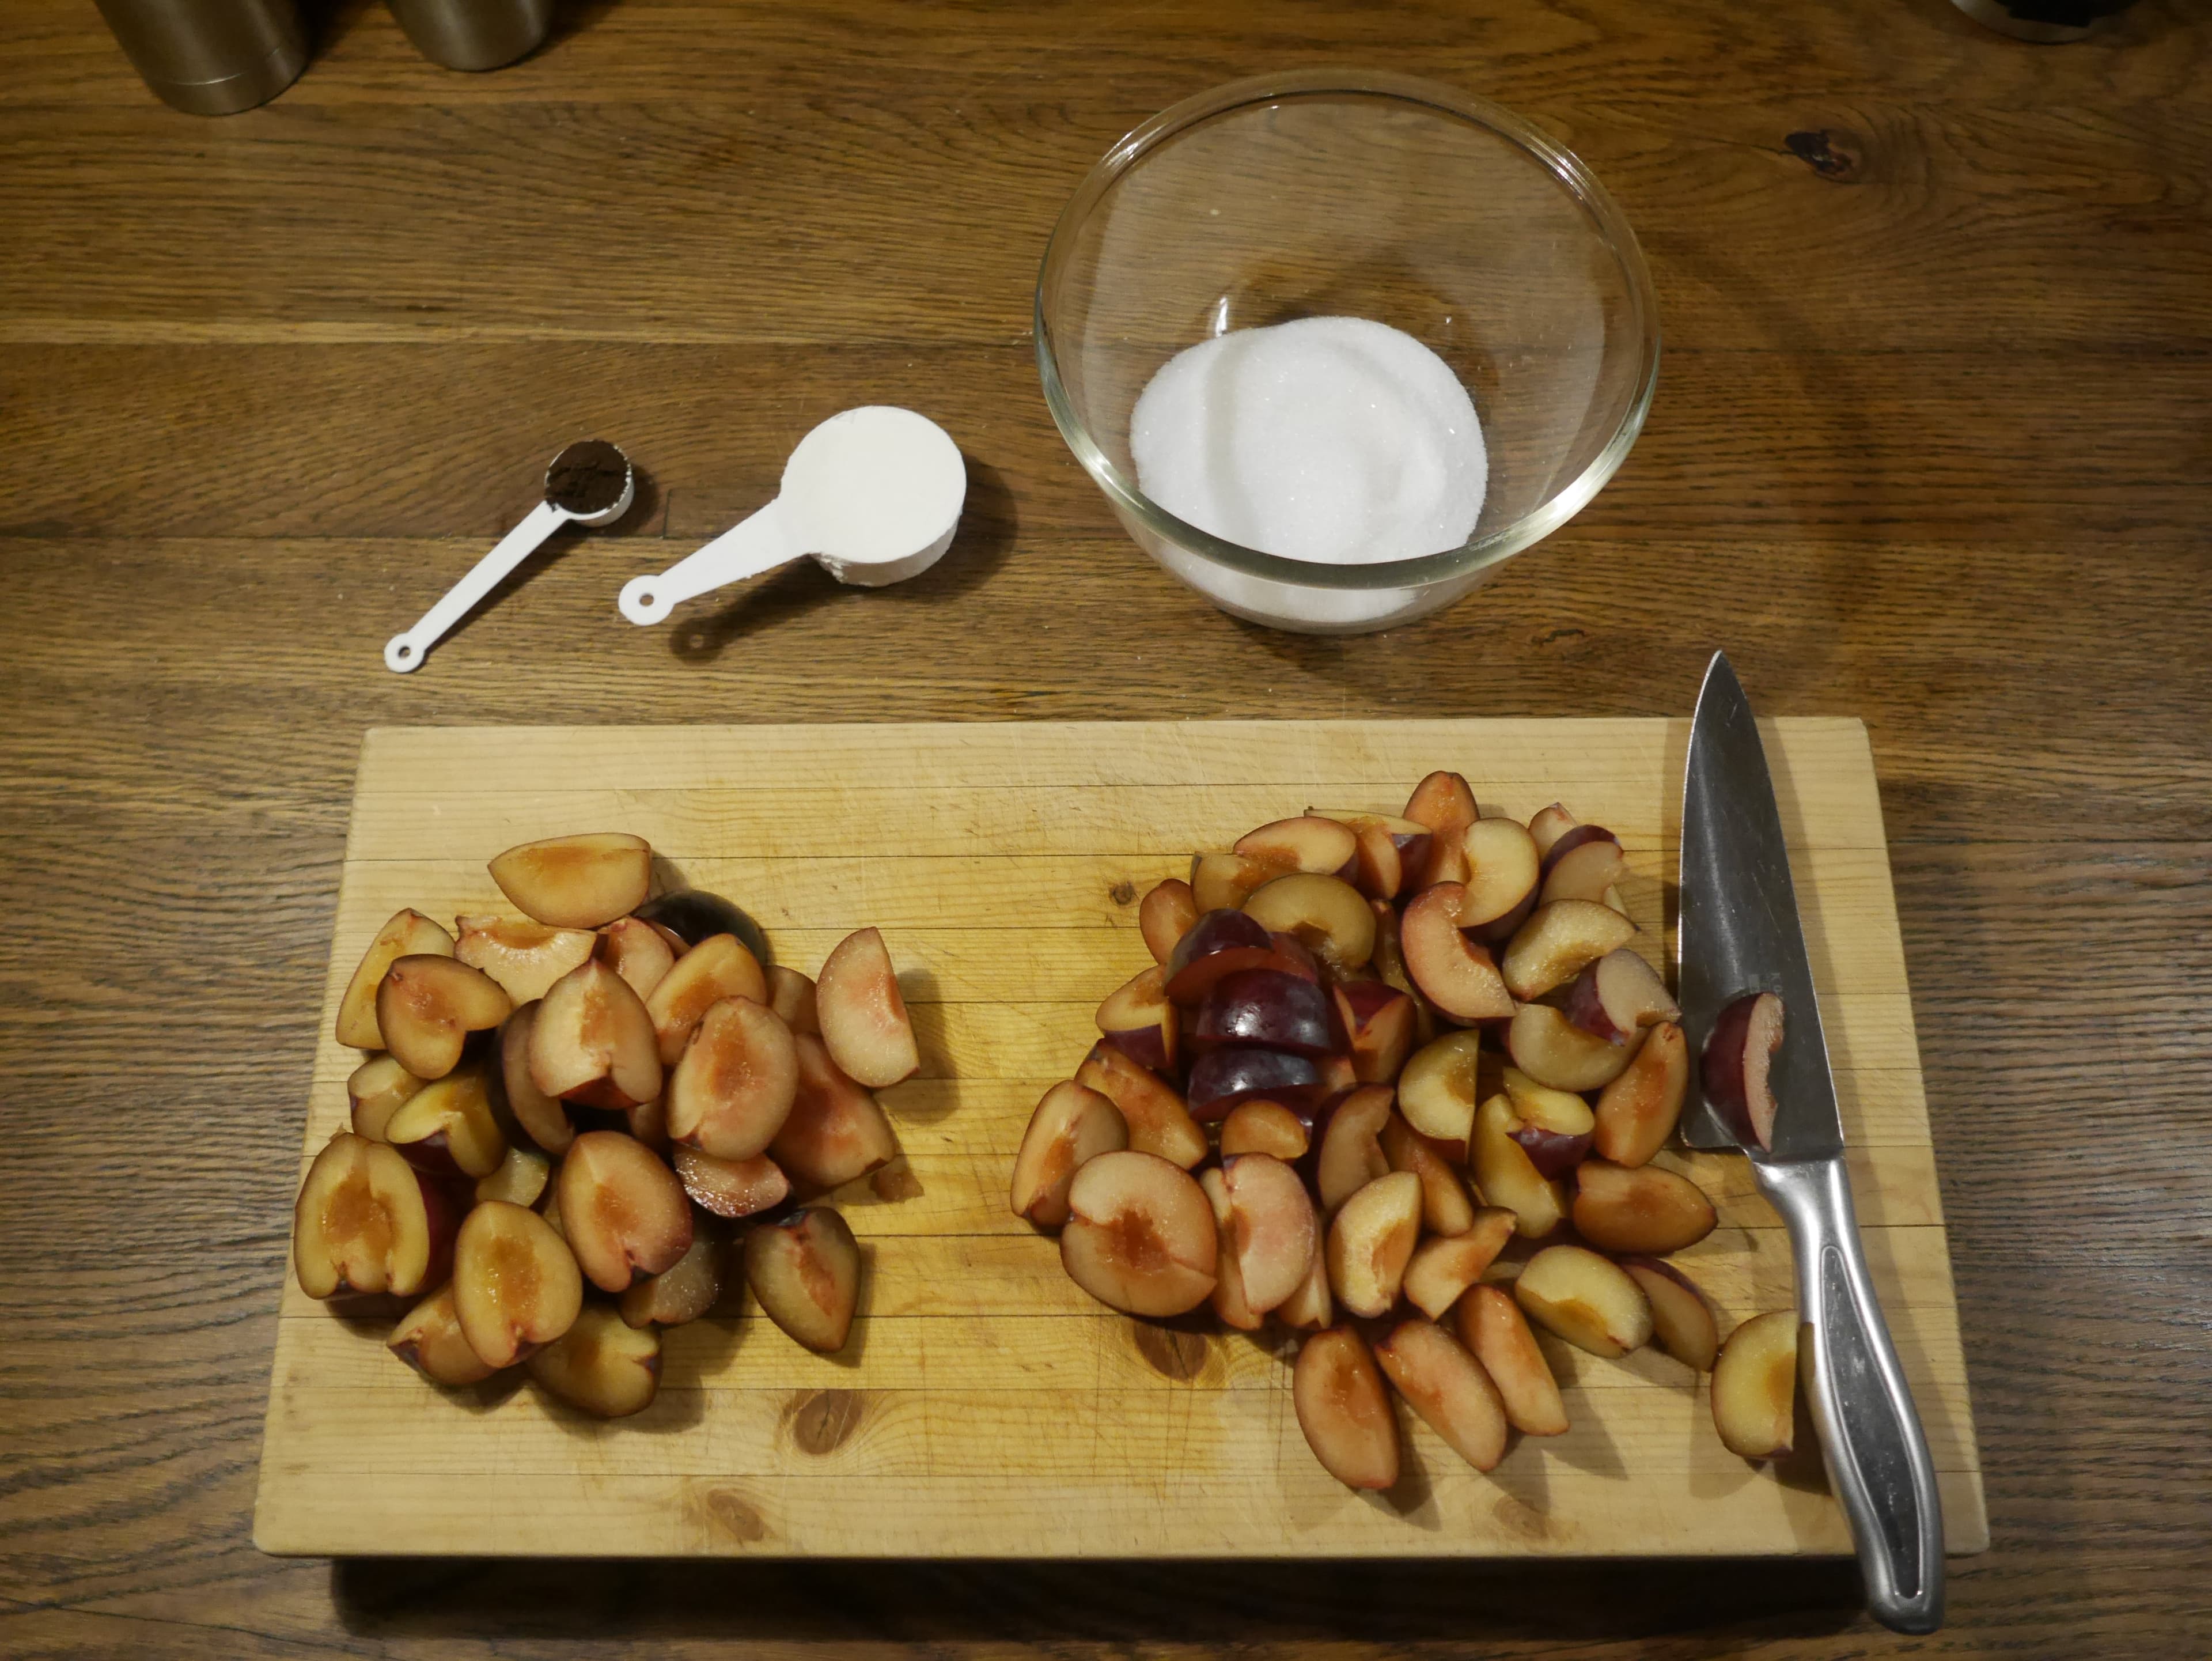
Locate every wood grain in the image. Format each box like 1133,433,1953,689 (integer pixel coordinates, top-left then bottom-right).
2,0,2209,1651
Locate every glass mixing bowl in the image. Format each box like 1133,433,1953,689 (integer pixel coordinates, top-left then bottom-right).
1036,70,1660,634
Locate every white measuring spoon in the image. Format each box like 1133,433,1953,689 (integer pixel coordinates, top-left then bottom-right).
618,407,964,625
385,439,636,673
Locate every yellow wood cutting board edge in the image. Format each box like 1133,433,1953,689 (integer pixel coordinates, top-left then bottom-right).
253,719,1988,1560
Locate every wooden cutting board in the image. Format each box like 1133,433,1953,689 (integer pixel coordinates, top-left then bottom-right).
253,720,1987,1560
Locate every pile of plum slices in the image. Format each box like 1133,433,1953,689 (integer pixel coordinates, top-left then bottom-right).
1010,775,1802,1491
295,831,921,1418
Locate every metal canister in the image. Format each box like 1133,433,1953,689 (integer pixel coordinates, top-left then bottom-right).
92,0,307,115
387,0,555,71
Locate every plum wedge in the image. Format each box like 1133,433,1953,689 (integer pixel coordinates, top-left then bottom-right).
1324,1171,1423,1318
1563,948,1680,1045
1703,992,1785,1151
1398,884,1515,1023
488,832,652,929
1008,1080,1128,1228
816,926,919,1089
388,1285,497,1386
1402,1212,1514,1320
596,915,677,1000
1571,1159,1717,1255
769,1033,901,1192
1623,1258,1721,1372
1138,878,1199,964
383,1064,507,1181
454,914,597,1005
673,1145,791,1221
498,1001,573,1155
1294,1326,1399,1491
1593,1021,1689,1167
620,1229,724,1330
667,995,799,1160
450,1199,582,1368
294,1132,457,1301
1501,899,1638,1002
1074,1042,1205,1169
346,1054,425,1143
529,958,661,1110
1713,1310,1800,1458
556,1129,693,1292
1214,1152,1319,1315
529,1303,662,1417
1373,1318,1509,1473
1456,1283,1569,1436
1096,964,1179,1073
1403,770,1478,888
1059,1150,1217,1318
1218,1099,1310,1160
646,934,771,1065
377,955,512,1081
336,910,456,1049
1514,1244,1654,1359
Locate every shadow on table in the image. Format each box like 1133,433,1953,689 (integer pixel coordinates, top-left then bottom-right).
333,1555,1866,1648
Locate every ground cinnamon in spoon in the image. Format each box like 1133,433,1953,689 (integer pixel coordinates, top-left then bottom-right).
546,440,631,517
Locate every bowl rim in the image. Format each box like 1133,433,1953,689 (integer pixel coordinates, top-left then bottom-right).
1034,67,1662,593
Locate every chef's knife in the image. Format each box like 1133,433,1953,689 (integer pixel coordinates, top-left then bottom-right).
1676,650,1945,1634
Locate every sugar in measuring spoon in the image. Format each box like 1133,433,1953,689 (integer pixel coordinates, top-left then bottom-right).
619,407,965,625
384,440,635,673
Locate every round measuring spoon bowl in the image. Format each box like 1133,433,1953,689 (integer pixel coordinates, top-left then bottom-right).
544,438,636,525
781,407,965,584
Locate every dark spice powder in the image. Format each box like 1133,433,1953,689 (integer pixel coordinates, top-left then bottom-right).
545,439,631,516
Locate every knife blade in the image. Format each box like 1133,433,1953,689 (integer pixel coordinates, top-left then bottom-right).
1676,650,1843,1156
1675,650,1946,1634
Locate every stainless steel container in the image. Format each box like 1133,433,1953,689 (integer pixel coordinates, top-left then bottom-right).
388,0,555,71
93,0,307,115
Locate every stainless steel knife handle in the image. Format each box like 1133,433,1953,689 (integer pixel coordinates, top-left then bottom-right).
1756,1156,1946,1633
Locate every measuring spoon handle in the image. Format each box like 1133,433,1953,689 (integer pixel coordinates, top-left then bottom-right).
618,498,800,625
385,501,570,674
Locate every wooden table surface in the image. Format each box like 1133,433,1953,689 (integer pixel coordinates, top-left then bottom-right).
2,0,2206,1656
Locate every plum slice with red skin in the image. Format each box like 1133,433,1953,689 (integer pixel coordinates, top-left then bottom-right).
377,955,513,1081
815,926,919,1089
336,909,456,1050
1374,1318,1509,1473
498,1002,573,1155
450,1198,582,1368
1713,1309,1799,1458
293,1132,458,1301
620,1228,723,1330
767,965,820,1035
1324,1170,1423,1318
1379,1113,1478,1237
1506,1003,1639,1094
475,1144,552,1209
556,1129,694,1293
529,1303,662,1417
487,832,652,930
1501,899,1638,1002
1472,1091,1567,1239
528,957,661,1110
1194,967,1336,1059
1233,815,1359,880
1528,804,1581,860
1311,1084,1393,1216
347,1053,425,1144
1241,873,1376,975
1515,1243,1654,1359
1278,1247,1334,1330
1399,885,1515,1023
384,1064,507,1180
673,1144,791,1220
1499,1065,1597,1178
1217,1152,1320,1315
1401,1210,1515,1319
646,934,770,1066
1563,948,1681,1044
388,1285,496,1386
1571,1159,1718,1256
770,1032,900,1192
1540,834,1629,906
1593,1020,1689,1167
1333,979,1417,1085
454,914,598,1007
1058,1150,1217,1318
1294,1326,1399,1490
1622,1257,1721,1372
1189,850,1293,914
1219,1099,1310,1159
1074,1042,1205,1168
746,1205,863,1352
1457,818,1541,930
1703,991,1785,1151
1163,909,1279,1004
1008,1080,1128,1228
1305,809,1433,901
1395,1028,1483,1158
668,994,800,1160
596,915,677,1000
1096,963,1179,1073
1138,878,1200,966
1185,1046,1326,1121
1404,770,1478,888
1456,1283,1569,1436
1199,1168,1262,1330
